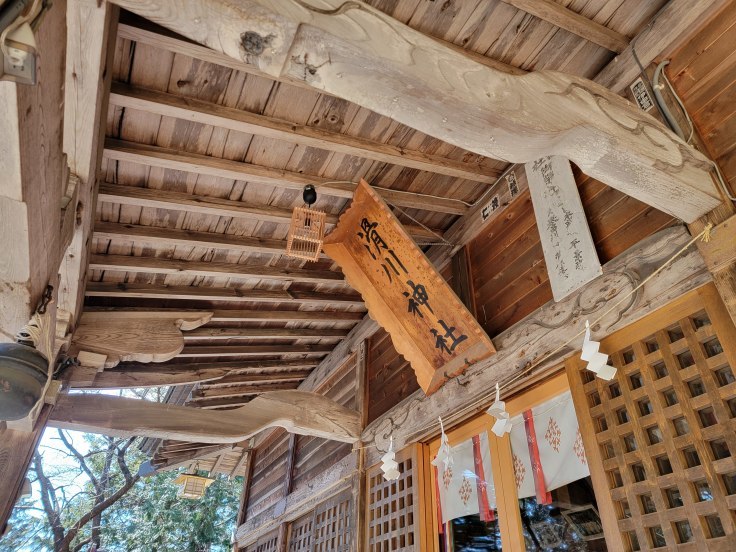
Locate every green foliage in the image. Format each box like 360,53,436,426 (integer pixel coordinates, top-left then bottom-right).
102,470,241,552
0,430,240,552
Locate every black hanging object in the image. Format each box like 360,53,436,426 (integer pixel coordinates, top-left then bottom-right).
0,343,47,421
302,184,317,206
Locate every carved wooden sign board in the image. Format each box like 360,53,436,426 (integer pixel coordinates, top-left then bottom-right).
323,179,495,395
525,156,602,302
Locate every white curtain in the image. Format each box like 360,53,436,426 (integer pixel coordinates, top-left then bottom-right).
436,432,495,524
509,390,589,500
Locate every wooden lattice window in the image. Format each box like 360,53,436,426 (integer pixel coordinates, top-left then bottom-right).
244,528,279,552
366,444,427,551
568,285,736,550
313,490,352,551
288,512,313,552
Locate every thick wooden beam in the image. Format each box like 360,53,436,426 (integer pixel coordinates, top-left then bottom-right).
108,0,720,223
96,183,441,240
0,0,66,343
594,0,730,93
178,344,333,357
103,139,468,215
90,254,344,285
199,371,313,387
49,390,361,443
58,0,118,332
361,226,713,464
210,310,363,323
109,83,498,183
184,327,349,339
67,359,317,388
85,281,365,306
190,382,302,400
500,0,629,53
94,221,302,257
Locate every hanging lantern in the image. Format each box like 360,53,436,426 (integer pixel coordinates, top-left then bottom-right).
173,467,215,499
286,184,326,262
0,342,48,421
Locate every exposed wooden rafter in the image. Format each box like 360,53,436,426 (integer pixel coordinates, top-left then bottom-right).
94,222,307,257
96,183,443,240
189,382,302,400
67,359,318,389
500,0,629,53
109,83,499,183
108,0,721,223
103,139,469,215
85,282,365,306
90,254,345,285
183,327,349,339
178,344,333,357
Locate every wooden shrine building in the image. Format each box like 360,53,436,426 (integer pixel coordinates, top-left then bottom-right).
2,0,736,550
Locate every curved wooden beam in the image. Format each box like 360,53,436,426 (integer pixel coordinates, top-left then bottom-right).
109,0,721,222
49,390,360,443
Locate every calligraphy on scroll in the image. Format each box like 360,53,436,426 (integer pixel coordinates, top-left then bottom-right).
323,180,495,395
525,156,602,302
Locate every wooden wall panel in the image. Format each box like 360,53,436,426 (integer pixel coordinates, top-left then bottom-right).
243,528,280,552
668,2,736,192
367,328,420,425
568,284,736,551
292,356,357,489
470,173,674,337
245,430,290,520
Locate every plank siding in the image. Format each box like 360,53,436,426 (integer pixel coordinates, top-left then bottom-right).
470,174,675,338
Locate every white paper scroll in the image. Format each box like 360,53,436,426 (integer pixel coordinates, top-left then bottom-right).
525,156,602,302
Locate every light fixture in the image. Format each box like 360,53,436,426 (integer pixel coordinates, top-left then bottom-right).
174,466,215,499
286,184,326,262
581,321,617,381
0,342,48,421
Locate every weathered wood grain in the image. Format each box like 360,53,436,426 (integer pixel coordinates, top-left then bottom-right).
102,139,469,215
58,0,118,333
49,390,361,443
109,0,720,222
500,0,629,53
71,310,212,368
109,83,499,183
323,180,495,394
361,225,713,464
85,281,364,306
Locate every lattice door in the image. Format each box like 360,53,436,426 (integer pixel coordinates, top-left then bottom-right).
366,444,426,551
244,528,280,552
288,512,313,552
313,489,352,551
568,285,736,551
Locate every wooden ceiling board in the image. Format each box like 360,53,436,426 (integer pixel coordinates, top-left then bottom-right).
89,1,681,415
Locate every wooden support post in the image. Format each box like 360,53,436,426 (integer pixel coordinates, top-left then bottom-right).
450,247,476,315
107,0,721,222
58,0,118,335
0,0,66,344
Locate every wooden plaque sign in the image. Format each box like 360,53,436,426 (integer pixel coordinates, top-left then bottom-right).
525,156,602,302
323,179,495,394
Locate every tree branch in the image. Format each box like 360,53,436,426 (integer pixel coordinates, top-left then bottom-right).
57,430,101,494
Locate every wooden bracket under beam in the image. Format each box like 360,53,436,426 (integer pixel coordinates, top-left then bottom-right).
108,0,721,223
71,310,212,369
48,390,361,444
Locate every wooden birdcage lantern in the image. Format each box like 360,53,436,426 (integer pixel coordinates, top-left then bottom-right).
173,470,215,499
286,185,326,262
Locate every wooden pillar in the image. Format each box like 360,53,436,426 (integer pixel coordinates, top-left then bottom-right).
351,341,368,552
